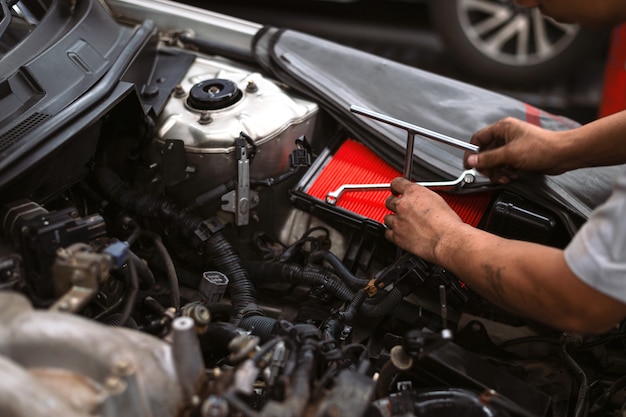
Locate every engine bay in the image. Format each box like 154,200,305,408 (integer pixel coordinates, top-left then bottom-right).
1,0,625,416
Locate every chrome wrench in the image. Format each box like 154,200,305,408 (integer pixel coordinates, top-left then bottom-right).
325,169,479,205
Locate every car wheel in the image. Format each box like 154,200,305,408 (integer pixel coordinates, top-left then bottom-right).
430,0,605,87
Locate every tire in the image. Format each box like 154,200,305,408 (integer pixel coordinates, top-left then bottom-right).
429,0,606,87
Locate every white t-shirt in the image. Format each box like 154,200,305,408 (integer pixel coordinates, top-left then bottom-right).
564,166,626,304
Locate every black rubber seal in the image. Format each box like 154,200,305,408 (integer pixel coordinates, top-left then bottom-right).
187,78,243,110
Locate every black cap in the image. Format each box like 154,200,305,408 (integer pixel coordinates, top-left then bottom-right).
187,78,243,110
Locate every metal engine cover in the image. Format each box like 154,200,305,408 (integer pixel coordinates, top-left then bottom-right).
155,57,319,205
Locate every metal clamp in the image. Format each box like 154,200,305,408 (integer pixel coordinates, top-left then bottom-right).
221,135,259,226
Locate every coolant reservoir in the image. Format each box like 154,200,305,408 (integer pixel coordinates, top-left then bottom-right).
155,57,318,206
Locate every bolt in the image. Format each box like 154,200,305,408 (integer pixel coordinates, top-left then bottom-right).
104,376,125,393
142,84,159,99
165,307,177,319
113,359,134,377
182,302,211,326
195,307,211,324
174,84,186,98
238,198,249,215
198,111,212,125
246,80,258,93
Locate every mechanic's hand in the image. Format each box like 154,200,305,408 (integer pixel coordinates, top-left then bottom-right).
463,117,564,184
384,177,463,264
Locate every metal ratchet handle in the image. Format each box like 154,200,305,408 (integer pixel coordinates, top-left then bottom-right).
325,169,478,205
350,105,480,154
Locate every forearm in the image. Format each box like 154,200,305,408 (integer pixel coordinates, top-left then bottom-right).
383,179,626,333
557,110,626,171
433,224,623,333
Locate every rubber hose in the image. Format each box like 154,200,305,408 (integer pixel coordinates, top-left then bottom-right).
147,232,181,311
127,250,155,290
186,179,236,212
245,261,354,301
339,289,367,323
412,389,503,417
200,322,246,363
320,318,343,358
309,250,370,289
240,316,279,342
208,233,263,324
118,255,139,327
187,170,301,211
103,313,139,329
321,318,341,345
359,286,406,318
561,345,590,417
391,300,442,330
370,389,506,417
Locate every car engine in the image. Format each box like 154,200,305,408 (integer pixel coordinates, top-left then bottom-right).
0,0,625,416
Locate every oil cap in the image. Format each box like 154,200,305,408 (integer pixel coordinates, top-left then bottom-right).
187,78,243,110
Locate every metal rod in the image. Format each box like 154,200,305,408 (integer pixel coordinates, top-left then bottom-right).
403,131,415,180
350,105,480,154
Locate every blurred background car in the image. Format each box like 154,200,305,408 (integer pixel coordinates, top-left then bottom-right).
195,0,612,123
428,0,607,87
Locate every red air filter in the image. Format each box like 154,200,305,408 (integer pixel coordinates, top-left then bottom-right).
306,139,491,226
